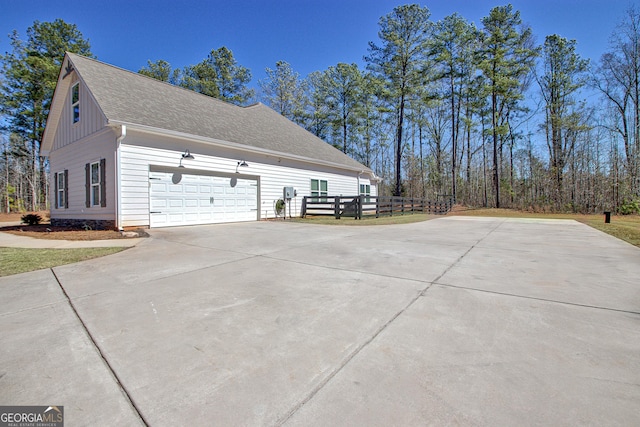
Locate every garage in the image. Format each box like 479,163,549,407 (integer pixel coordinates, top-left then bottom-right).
149,171,258,227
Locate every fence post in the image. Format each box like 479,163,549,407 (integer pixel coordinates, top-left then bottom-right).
334,196,340,219
301,196,307,218
376,196,380,218
357,195,363,219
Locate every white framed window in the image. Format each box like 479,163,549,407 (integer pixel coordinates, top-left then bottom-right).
360,184,371,202
311,179,328,202
91,161,100,206
85,159,106,208
71,83,80,123
55,170,68,209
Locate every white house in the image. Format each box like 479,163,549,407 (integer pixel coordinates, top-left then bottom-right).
41,53,379,229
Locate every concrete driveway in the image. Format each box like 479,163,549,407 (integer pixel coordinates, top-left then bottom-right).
1,217,639,426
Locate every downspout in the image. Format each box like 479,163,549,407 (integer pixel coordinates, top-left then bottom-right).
368,171,381,196
115,125,127,230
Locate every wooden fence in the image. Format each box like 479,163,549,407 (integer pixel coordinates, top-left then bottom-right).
301,195,455,219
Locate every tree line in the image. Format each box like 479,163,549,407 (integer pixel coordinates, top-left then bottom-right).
2,4,640,214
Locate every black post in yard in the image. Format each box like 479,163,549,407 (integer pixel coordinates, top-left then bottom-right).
604,211,611,223
334,196,340,219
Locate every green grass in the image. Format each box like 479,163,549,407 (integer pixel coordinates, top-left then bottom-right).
581,217,640,247
294,213,437,226
451,208,640,248
0,247,127,277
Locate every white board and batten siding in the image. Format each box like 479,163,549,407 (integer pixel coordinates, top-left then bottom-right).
52,74,106,151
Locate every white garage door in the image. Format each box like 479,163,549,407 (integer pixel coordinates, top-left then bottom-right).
149,171,258,227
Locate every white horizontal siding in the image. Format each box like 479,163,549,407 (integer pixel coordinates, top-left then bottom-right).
49,128,117,221
119,130,377,226
53,73,105,150
258,166,357,218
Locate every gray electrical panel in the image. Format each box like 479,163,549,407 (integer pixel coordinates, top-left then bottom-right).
283,187,295,200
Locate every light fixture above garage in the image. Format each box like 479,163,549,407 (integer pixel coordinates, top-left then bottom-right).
236,160,249,173
179,149,195,167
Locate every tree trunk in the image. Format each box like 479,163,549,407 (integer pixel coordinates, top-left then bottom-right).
418,122,427,199
492,90,500,208
343,105,348,154
4,147,9,213
450,75,457,201
395,95,405,196
30,139,38,212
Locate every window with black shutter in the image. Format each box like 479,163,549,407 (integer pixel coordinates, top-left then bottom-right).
55,170,68,209
85,160,106,207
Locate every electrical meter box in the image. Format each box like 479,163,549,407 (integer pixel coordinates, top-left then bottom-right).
283,187,295,200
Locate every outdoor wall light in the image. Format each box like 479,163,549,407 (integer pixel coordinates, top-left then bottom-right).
236,160,249,173
179,149,195,167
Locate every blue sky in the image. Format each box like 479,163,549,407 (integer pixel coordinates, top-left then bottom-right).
0,0,632,90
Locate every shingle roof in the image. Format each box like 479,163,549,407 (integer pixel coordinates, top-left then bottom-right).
62,52,371,172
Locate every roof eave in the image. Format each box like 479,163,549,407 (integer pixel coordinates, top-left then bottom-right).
41,53,72,156
108,120,374,176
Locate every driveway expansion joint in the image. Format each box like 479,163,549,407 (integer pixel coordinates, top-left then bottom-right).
432,282,640,316
50,268,150,426
275,281,435,426
277,223,503,424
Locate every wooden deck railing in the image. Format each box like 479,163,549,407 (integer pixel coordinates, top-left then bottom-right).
301,195,455,219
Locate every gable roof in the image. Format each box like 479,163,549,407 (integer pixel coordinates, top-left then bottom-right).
42,53,372,174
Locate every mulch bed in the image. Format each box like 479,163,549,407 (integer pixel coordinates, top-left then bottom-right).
0,224,148,241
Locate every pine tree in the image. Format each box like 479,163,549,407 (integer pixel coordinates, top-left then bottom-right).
181,47,254,105
366,4,431,196
478,5,537,208
0,19,92,210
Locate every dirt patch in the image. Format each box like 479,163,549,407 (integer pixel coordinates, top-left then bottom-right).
0,212,148,240
0,211,50,223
